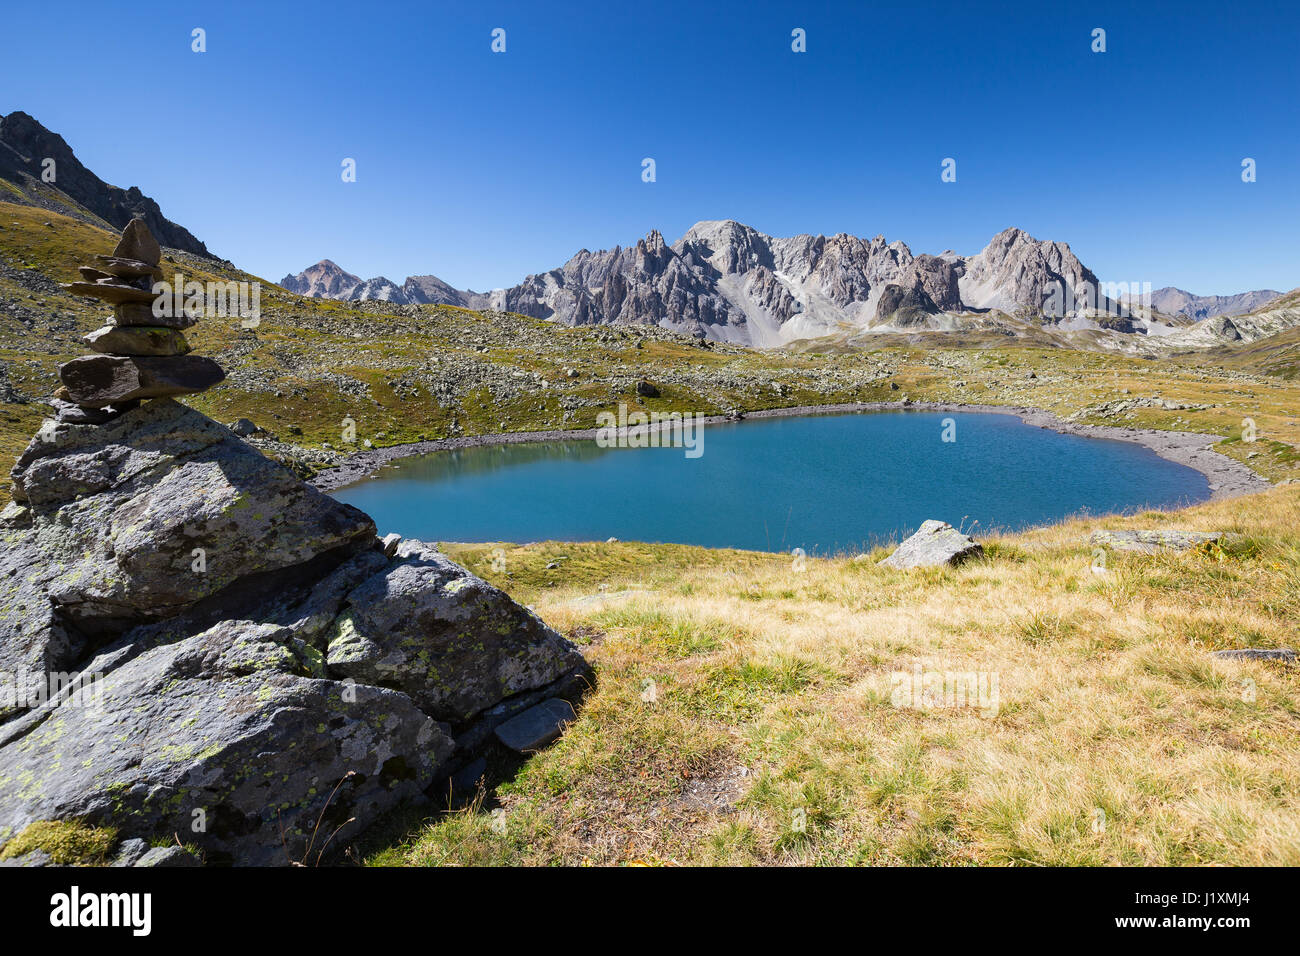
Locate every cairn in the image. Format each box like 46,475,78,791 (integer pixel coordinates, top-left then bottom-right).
54,218,225,423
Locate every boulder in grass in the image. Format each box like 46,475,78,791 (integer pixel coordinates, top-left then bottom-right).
325,543,587,723
879,519,983,569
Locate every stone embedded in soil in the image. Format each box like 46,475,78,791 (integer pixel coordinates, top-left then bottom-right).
111,217,162,267
1089,529,1227,553
58,354,225,407
879,519,983,569
85,324,191,357
1210,648,1296,662
493,698,576,752
113,302,196,330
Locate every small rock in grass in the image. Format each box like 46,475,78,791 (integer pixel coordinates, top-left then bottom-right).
1211,648,1295,662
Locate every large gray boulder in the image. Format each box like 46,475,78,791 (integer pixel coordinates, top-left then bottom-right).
879,519,984,569
0,400,586,864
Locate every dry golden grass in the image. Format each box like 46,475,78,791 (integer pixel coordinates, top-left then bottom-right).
368,487,1300,867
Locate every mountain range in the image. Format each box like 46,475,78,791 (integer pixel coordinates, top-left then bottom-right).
1,111,1288,351
283,222,1287,347
1129,287,1283,322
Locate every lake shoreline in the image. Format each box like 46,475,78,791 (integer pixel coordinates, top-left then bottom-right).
311,400,1270,500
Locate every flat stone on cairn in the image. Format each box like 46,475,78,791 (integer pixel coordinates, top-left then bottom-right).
58,218,224,414
60,355,225,407
85,325,191,357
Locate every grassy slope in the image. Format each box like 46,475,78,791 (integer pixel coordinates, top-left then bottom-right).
368,488,1300,866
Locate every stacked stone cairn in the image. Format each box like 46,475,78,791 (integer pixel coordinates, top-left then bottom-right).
55,218,225,423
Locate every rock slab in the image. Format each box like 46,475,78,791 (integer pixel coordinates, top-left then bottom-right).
58,354,225,406
1089,529,1228,554
1211,648,1296,662
85,325,190,357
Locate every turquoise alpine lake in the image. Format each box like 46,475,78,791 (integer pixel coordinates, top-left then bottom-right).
331,411,1211,554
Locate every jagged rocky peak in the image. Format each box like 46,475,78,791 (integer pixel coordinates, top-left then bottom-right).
280,260,472,308
0,392,587,865
280,259,363,298
959,226,1101,316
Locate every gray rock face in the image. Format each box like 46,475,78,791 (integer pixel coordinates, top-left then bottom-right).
0,111,214,258
879,520,984,569
281,220,1152,347
7,398,375,641
0,620,452,866
1140,287,1283,321
279,261,473,307
0,401,585,864
1088,529,1227,554
874,283,939,326
134,846,201,867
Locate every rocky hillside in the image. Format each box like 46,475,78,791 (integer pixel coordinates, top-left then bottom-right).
0,112,212,259
3,199,1300,497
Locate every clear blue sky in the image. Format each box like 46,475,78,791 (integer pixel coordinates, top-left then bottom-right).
2,0,1296,294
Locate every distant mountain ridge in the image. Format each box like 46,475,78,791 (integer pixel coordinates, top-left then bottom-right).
0,111,213,258
280,260,475,307
282,221,1166,346
1135,287,1283,321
